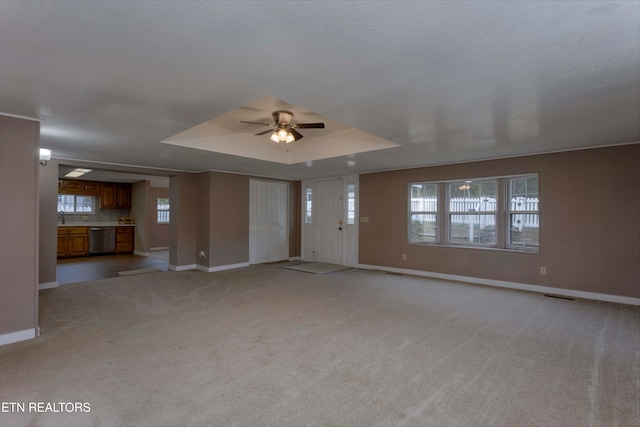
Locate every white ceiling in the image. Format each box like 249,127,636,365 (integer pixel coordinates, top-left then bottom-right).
1,1,638,181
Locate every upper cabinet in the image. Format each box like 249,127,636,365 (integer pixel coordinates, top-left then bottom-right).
59,179,132,209
99,183,131,209
58,179,100,196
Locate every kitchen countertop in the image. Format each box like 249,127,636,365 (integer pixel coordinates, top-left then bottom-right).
58,222,135,227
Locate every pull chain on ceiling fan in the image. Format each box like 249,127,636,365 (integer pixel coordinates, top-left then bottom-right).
240,110,325,144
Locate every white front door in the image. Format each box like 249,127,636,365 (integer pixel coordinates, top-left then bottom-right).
313,178,344,265
249,180,288,264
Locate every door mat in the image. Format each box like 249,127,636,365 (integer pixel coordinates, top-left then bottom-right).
279,262,352,275
118,268,163,276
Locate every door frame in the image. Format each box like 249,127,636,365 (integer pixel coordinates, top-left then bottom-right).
249,179,289,264
301,175,359,267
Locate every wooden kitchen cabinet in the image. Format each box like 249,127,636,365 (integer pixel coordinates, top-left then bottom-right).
58,179,100,196
100,183,131,209
116,184,131,209
115,226,134,254
57,226,89,258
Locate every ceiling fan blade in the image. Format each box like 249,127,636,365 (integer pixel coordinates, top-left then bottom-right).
296,123,325,129
240,120,272,126
290,128,304,141
255,129,273,136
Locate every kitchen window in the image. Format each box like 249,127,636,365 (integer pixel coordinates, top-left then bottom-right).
57,195,95,213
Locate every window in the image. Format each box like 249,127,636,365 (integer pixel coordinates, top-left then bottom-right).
409,183,438,243
157,197,170,224
448,179,497,246
57,195,95,213
507,175,539,250
408,174,539,252
304,188,312,224
346,184,355,225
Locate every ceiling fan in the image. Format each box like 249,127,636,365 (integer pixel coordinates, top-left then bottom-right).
241,110,325,144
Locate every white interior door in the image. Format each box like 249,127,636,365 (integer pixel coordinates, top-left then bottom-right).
249,180,288,264
313,178,344,265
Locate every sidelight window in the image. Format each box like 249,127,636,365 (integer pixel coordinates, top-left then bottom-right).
304,188,312,224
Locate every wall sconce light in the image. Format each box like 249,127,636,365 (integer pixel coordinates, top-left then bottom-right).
39,148,52,166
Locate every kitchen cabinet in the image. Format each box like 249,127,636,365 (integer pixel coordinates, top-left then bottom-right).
115,226,134,254
57,226,89,258
100,183,131,209
100,183,130,209
116,184,132,209
58,179,100,196
100,183,117,208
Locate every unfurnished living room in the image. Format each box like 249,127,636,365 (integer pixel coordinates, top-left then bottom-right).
0,2,638,427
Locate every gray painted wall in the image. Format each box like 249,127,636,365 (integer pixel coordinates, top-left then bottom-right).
0,115,39,339
359,144,640,298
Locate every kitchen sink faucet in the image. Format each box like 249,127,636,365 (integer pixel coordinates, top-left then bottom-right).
58,211,65,224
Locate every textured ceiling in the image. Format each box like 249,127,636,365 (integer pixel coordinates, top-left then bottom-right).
1,1,638,180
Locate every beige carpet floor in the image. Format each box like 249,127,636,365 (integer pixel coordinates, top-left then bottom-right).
1,265,638,426
279,261,353,275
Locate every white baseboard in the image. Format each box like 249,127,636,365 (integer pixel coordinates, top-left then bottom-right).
39,281,59,290
0,328,36,345
288,256,301,261
134,250,150,257
358,264,640,306
196,262,250,273
168,264,196,271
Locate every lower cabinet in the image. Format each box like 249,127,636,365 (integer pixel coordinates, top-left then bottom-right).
115,226,134,254
57,227,89,258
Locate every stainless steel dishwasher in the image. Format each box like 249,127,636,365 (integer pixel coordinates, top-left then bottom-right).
89,227,116,254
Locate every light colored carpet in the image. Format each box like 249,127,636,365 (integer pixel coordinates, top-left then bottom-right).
279,261,352,274
117,268,163,276
1,265,638,426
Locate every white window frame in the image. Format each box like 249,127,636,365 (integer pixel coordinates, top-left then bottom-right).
57,194,96,213
408,174,540,253
408,183,439,244
506,174,539,251
304,187,313,224
157,197,170,224
447,178,497,247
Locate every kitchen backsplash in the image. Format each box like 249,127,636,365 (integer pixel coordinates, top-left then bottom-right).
61,209,131,223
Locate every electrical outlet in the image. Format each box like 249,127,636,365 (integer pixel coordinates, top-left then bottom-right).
402,253,407,261
540,266,547,275
199,250,206,258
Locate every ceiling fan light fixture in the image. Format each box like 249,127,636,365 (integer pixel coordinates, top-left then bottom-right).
285,132,295,143
270,132,280,143
277,128,289,141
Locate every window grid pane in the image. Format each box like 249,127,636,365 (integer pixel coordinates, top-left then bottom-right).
508,175,539,249
346,184,355,225
157,198,170,224
448,179,497,246
57,195,94,213
305,188,312,224
409,183,438,243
